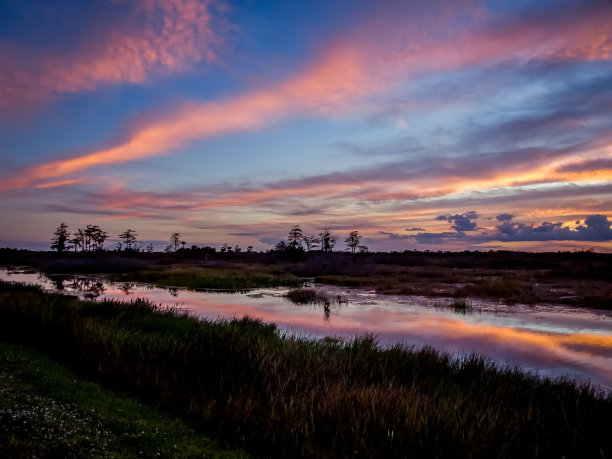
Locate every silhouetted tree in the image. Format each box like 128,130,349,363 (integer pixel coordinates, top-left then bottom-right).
274,240,288,252
345,230,361,254
70,225,107,252
247,245,254,253
287,225,304,250
50,223,70,253
71,229,85,252
319,226,337,252
358,245,369,254
118,229,138,250
85,225,108,251
303,235,319,252
168,233,183,252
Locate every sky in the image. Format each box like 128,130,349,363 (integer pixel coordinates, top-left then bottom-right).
1,0,612,252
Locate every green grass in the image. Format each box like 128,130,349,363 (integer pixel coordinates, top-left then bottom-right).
0,281,611,457
113,265,302,290
0,341,247,458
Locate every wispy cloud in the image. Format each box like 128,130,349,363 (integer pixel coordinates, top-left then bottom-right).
0,0,226,112
3,0,611,190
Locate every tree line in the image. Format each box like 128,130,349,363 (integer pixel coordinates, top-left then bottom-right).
50,224,150,253
50,223,367,254
274,225,368,254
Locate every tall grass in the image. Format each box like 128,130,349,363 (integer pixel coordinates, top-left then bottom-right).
0,341,247,458
0,281,610,457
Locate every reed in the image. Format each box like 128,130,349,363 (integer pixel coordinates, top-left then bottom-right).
0,281,610,457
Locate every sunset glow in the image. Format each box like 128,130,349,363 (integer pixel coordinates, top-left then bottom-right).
1,0,612,251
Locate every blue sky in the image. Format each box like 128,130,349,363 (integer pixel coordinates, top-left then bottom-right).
1,0,612,251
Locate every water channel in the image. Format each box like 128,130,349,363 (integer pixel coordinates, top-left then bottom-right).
2,267,611,390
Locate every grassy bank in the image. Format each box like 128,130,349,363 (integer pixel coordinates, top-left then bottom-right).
1,281,611,457
0,341,247,458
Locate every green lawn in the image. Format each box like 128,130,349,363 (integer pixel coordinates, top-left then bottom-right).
0,341,248,458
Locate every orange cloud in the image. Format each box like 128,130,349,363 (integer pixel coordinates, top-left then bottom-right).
3,1,611,191
34,178,87,189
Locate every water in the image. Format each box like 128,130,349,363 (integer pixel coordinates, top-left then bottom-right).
2,267,612,390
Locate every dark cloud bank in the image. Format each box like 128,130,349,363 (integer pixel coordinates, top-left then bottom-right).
386,212,612,245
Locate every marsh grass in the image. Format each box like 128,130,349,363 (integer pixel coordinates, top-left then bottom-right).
0,341,247,458
285,288,348,306
113,265,302,290
447,297,474,314
0,281,611,457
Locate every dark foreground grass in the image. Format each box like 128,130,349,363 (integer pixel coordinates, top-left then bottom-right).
1,281,611,457
0,341,248,458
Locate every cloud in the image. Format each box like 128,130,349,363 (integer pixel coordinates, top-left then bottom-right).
413,232,465,245
496,213,612,242
377,231,412,240
405,227,425,231
4,0,612,189
496,213,514,222
436,211,478,232
410,213,612,244
0,0,226,112
558,158,612,173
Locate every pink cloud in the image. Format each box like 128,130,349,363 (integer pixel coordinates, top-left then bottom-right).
0,0,225,112
3,0,611,190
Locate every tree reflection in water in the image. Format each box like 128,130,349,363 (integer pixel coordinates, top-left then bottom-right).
118,283,134,294
64,277,107,298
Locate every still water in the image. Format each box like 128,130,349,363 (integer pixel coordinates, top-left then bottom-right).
2,267,612,390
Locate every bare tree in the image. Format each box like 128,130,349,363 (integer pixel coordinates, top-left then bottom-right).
345,230,361,254
118,229,138,250
50,223,70,253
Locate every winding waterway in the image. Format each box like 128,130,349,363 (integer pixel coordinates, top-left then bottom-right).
2,267,611,390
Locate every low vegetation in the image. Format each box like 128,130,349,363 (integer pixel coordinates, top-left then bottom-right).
284,288,348,305
446,298,474,314
1,281,610,457
2,248,611,308
0,341,247,458
112,264,302,290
